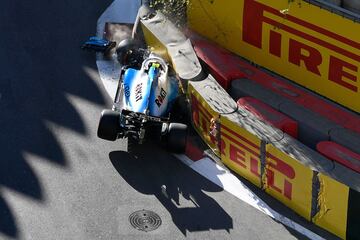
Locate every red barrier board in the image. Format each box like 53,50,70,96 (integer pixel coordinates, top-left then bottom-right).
185,135,205,161
188,31,360,134
237,97,298,138
185,30,248,89
317,141,360,173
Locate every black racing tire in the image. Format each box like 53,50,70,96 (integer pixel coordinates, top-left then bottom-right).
97,110,121,141
116,38,143,65
166,123,188,153
170,94,191,124
104,41,116,55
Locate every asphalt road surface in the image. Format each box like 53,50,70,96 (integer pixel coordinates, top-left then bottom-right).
0,1,337,240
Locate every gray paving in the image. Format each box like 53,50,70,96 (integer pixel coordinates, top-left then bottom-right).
0,1,337,240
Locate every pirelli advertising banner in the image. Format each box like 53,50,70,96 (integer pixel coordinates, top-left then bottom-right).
188,0,360,113
220,115,313,220
264,144,313,221
220,116,262,188
188,79,360,239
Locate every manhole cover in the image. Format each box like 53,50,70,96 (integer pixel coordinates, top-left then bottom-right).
129,210,162,232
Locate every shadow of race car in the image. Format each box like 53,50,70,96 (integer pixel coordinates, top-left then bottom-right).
97,39,188,153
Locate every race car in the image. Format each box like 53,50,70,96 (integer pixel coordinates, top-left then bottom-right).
81,36,116,53
97,39,188,152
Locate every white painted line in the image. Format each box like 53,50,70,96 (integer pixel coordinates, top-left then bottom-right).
175,154,325,240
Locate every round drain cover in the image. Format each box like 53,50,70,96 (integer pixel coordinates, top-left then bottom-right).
129,210,162,232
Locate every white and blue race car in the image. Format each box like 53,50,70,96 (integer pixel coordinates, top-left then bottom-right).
97,39,188,152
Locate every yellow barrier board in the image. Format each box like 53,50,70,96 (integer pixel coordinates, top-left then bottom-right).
188,0,360,113
188,83,219,152
141,24,170,61
265,144,313,220
313,174,349,239
220,116,262,187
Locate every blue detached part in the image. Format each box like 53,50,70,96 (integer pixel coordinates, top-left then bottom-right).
81,36,116,53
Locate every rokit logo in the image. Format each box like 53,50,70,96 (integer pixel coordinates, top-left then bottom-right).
135,83,143,102
155,88,167,107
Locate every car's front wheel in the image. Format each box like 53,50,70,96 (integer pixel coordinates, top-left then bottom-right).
97,110,121,141
116,38,144,66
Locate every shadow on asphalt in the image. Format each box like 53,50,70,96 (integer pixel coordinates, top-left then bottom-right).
109,143,233,235
0,0,112,237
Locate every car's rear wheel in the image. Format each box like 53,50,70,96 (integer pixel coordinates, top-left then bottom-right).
97,110,121,141
165,123,188,153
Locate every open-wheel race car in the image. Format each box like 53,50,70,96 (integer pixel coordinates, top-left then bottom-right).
97,39,188,152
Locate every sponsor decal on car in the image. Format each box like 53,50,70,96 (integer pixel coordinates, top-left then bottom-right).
155,88,167,107
135,83,143,102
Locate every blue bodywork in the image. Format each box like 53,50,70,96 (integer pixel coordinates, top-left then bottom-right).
122,63,178,118
123,68,152,114
86,37,110,46
82,36,115,52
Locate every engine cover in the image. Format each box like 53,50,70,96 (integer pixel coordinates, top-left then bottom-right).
122,56,178,117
